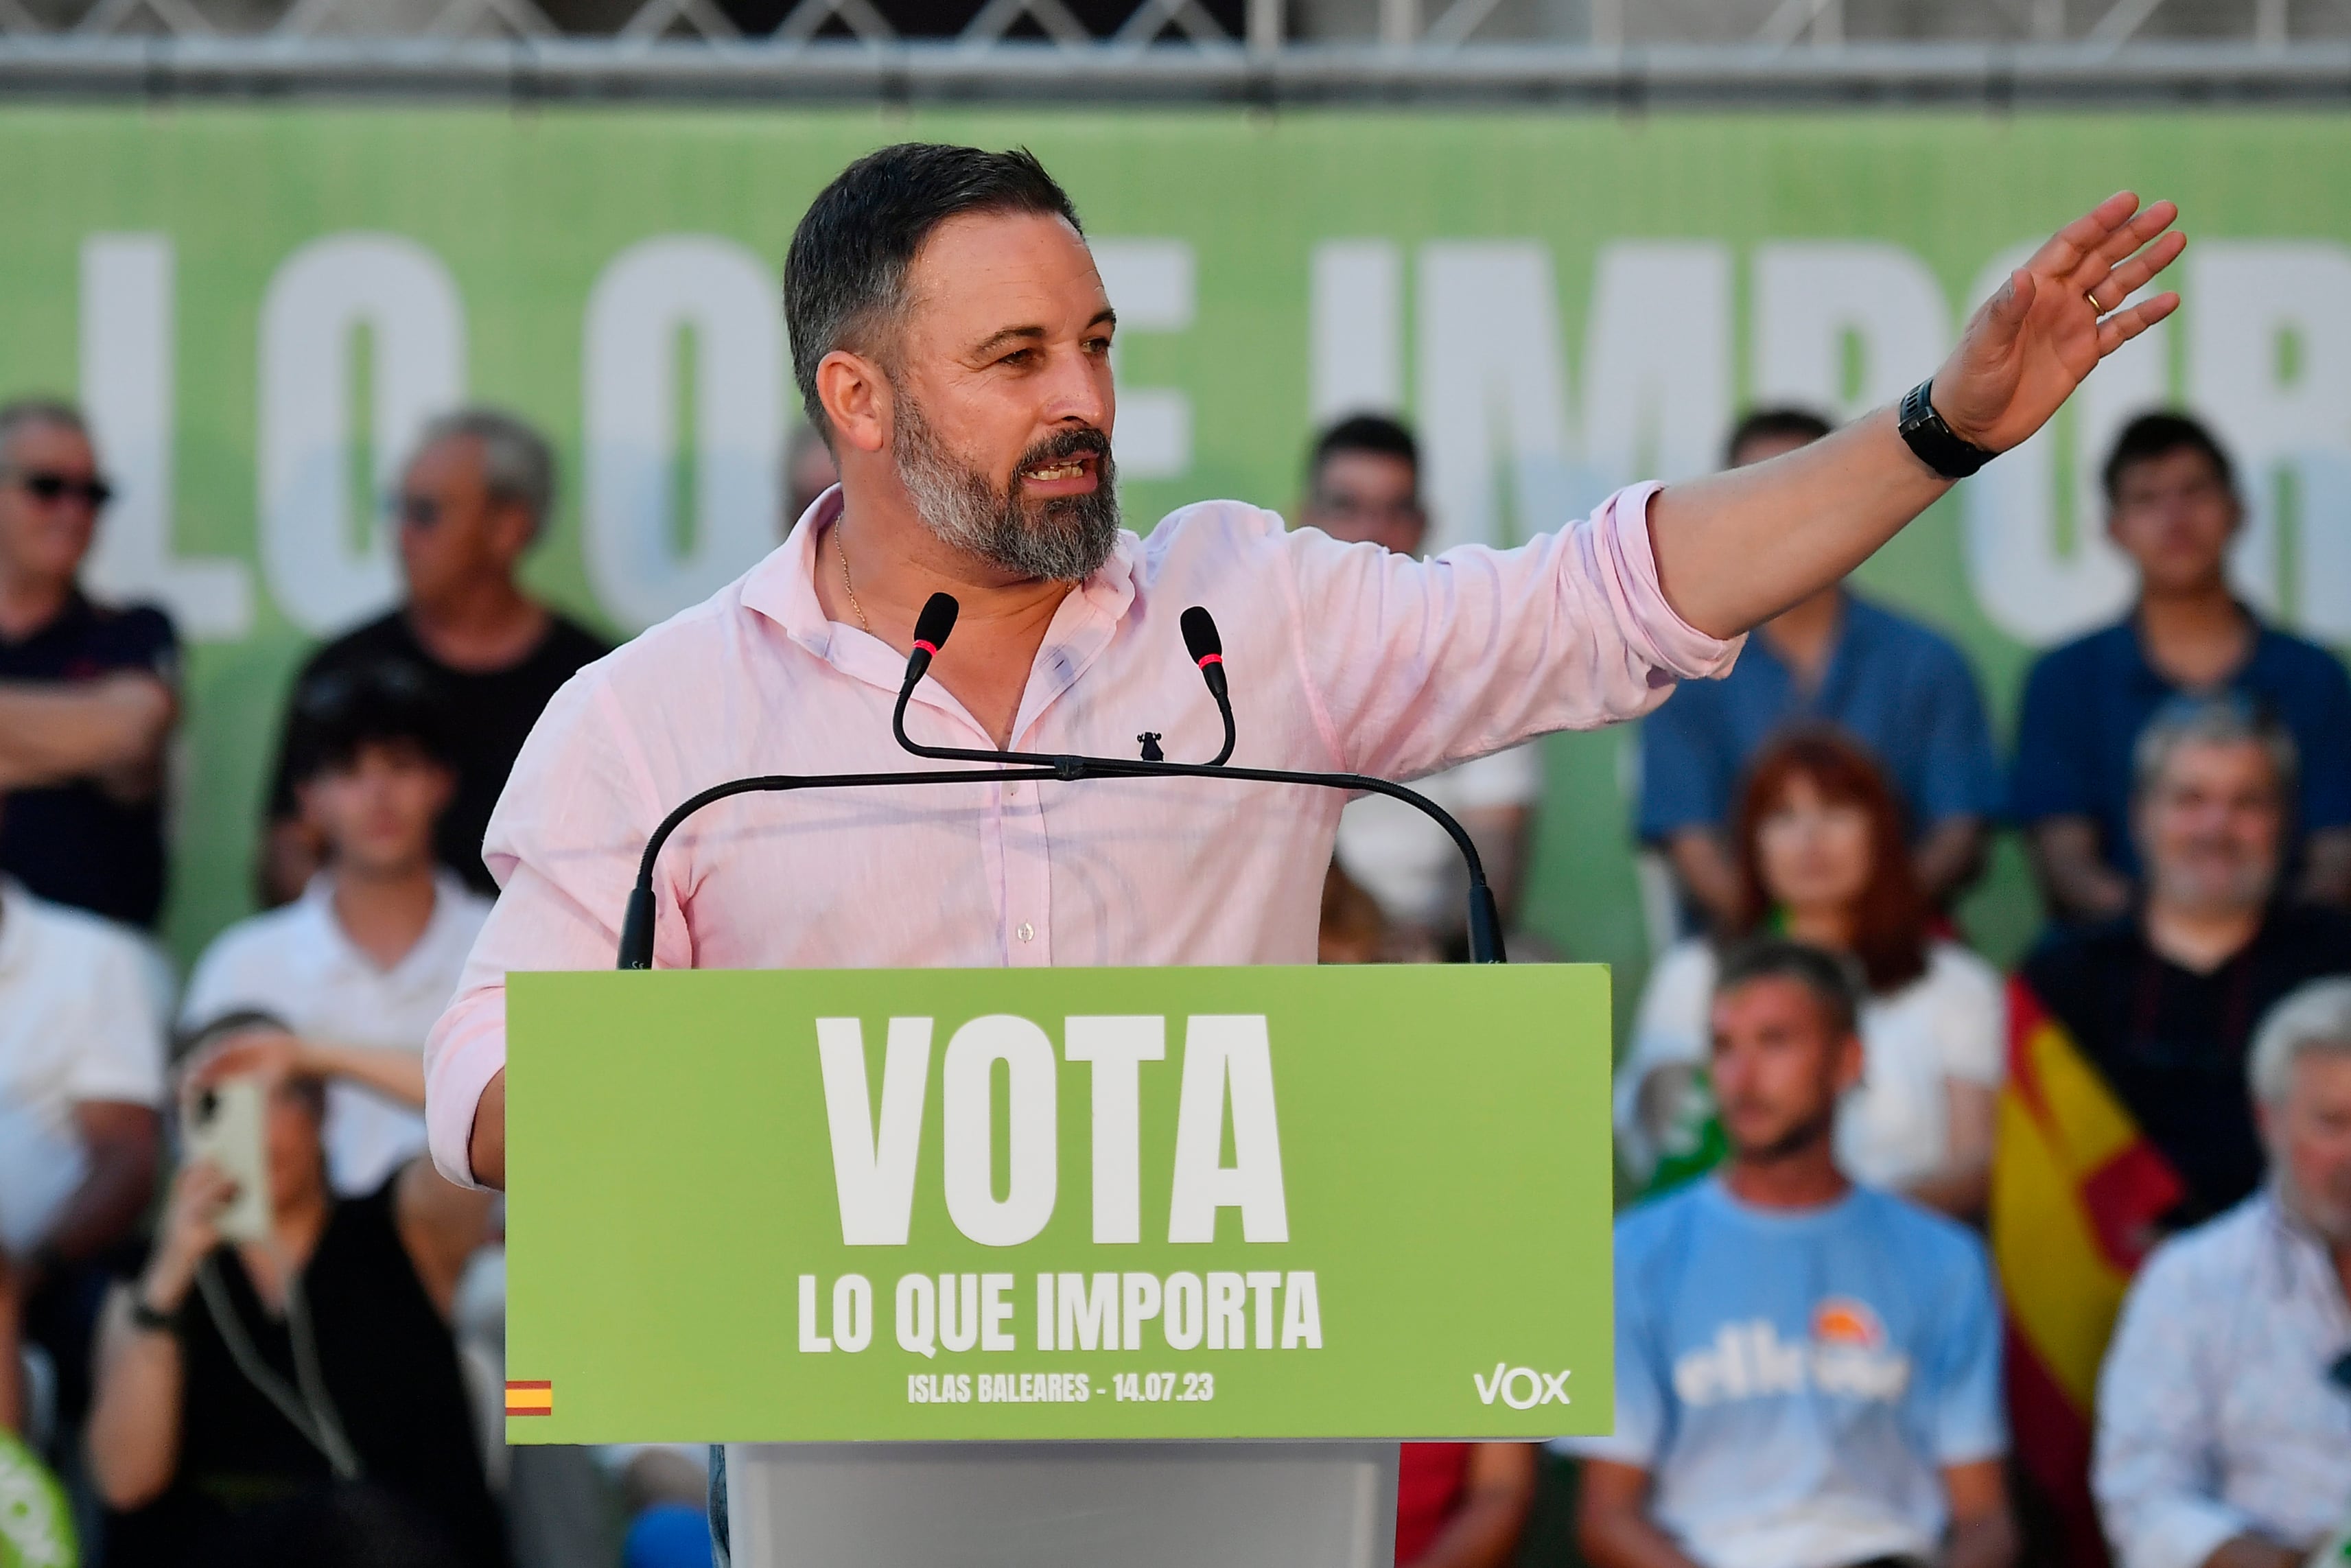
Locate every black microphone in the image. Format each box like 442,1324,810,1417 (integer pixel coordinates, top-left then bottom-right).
891,599,1505,963
1180,606,1226,701
616,598,1508,968
904,592,959,689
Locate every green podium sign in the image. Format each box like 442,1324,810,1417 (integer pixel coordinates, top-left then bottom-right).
505,963,1613,1444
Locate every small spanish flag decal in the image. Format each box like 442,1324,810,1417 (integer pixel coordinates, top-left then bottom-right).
505,1381,553,1417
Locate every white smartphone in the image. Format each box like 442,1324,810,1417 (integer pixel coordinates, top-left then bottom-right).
186,1077,272,1244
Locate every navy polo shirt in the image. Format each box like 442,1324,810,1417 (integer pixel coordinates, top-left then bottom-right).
0,592,178,928
1638,592,2002,843
2008,616,2351,881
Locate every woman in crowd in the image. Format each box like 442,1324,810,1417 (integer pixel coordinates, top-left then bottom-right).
86,1017,505,1568
1618,729,2006,1217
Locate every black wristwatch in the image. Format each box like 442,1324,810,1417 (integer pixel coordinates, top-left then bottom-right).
1897,378,1997,480
128,1292,180,1335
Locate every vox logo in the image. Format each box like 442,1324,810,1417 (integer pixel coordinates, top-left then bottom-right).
1473,1364,1571,1409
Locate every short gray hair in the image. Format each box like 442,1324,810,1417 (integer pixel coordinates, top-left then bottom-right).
2131,693,2298,805
0,397,89,464
2248,976,2351,1107
416,407,556,539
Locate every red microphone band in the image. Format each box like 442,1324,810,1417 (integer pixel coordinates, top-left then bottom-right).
913,640,939,656
1196,653,1224,668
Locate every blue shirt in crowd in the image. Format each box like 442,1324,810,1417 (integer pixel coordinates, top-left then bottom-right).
2009,615,2351,882
1637,592,2001,843
1562,1179,2005,1568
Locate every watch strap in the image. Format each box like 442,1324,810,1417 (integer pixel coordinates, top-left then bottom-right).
1897,378,1996,480
128,1292,180,1335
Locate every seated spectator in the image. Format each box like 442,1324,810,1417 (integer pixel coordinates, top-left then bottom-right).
2013,411,2351,923
186,663,489,1197
1303,414,1541,958
2093,977,2351,1568
0,398,178,929
1571,939,2015,1568
0,810,163,1440
1641,409,2000,928
1319,858,1392,965
260,408,609,905
2017,694,2351,1229
603,1445,715,1568
1619,731,2004,1216
1394,1443,1539,1568
88,1029,503,1567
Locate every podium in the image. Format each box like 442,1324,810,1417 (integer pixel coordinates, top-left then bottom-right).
724,1440,1398,1565
505,963,1613,1567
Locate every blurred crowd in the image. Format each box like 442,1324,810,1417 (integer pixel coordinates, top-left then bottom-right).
1314,408,2351,1568
0,382,2346,1568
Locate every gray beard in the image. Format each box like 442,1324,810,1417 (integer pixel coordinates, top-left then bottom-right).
892,393,1122,583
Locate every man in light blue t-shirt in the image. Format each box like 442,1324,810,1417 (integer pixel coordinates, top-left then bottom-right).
1569,939,2015,1568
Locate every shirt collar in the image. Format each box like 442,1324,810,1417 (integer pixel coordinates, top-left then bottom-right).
0,588,93,653
2121,600,2267,694
301,868,477,981
1749,587,1855,694
737,481,1144,744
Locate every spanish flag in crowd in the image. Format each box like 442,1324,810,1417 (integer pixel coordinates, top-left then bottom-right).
1989,976,2184,1568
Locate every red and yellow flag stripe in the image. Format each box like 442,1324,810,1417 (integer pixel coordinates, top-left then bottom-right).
505,1380,554,1418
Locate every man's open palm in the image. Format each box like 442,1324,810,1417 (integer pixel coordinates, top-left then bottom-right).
1932,191,2185,454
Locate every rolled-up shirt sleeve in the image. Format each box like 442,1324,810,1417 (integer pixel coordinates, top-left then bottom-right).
2094,1249,2250,1568
425,675,675,1187
1275,482,1742,782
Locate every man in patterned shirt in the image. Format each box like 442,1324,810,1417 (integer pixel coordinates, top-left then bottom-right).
2095,976,2351,1568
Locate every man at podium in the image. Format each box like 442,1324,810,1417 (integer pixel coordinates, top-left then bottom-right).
425,143,2182,1193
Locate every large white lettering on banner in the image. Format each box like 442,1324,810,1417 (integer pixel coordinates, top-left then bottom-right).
2189,243,2351,642
78,235,253,640
257,233,465,637
815,1013,1289,1250
1313,239,1729,558
581,235,783,633
60,227,2351,653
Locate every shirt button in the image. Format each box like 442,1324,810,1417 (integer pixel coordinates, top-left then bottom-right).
1016,922,1036,944
1005,783,1020,798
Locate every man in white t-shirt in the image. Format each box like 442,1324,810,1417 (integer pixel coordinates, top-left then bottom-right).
182,662,492,1197
1304,414,1543,956
0,801,165,1436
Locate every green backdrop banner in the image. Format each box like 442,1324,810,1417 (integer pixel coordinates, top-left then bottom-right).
3,107,2348,1002
504,963,1612,1442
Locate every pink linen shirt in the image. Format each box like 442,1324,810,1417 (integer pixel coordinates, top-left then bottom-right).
424,482,1740,1186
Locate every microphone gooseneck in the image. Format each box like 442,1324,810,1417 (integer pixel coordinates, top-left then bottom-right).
1179,607,1235,767
618,596,1508,969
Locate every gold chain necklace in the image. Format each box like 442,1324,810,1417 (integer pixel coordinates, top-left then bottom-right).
833,517,872,634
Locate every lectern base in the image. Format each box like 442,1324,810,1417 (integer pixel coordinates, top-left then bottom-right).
722,1440,1400,1568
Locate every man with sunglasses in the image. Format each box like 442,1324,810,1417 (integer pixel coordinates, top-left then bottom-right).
0,399,178,931
260,408,609,906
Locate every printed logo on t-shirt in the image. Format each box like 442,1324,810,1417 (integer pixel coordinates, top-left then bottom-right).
1670,1299,1911,1408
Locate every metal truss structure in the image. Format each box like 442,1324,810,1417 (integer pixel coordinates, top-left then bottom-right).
0,0,2343,102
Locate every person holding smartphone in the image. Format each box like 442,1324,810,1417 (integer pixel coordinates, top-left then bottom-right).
85,1024,504,1568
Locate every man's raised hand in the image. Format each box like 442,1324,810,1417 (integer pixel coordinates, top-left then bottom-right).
1930,191,2184,456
